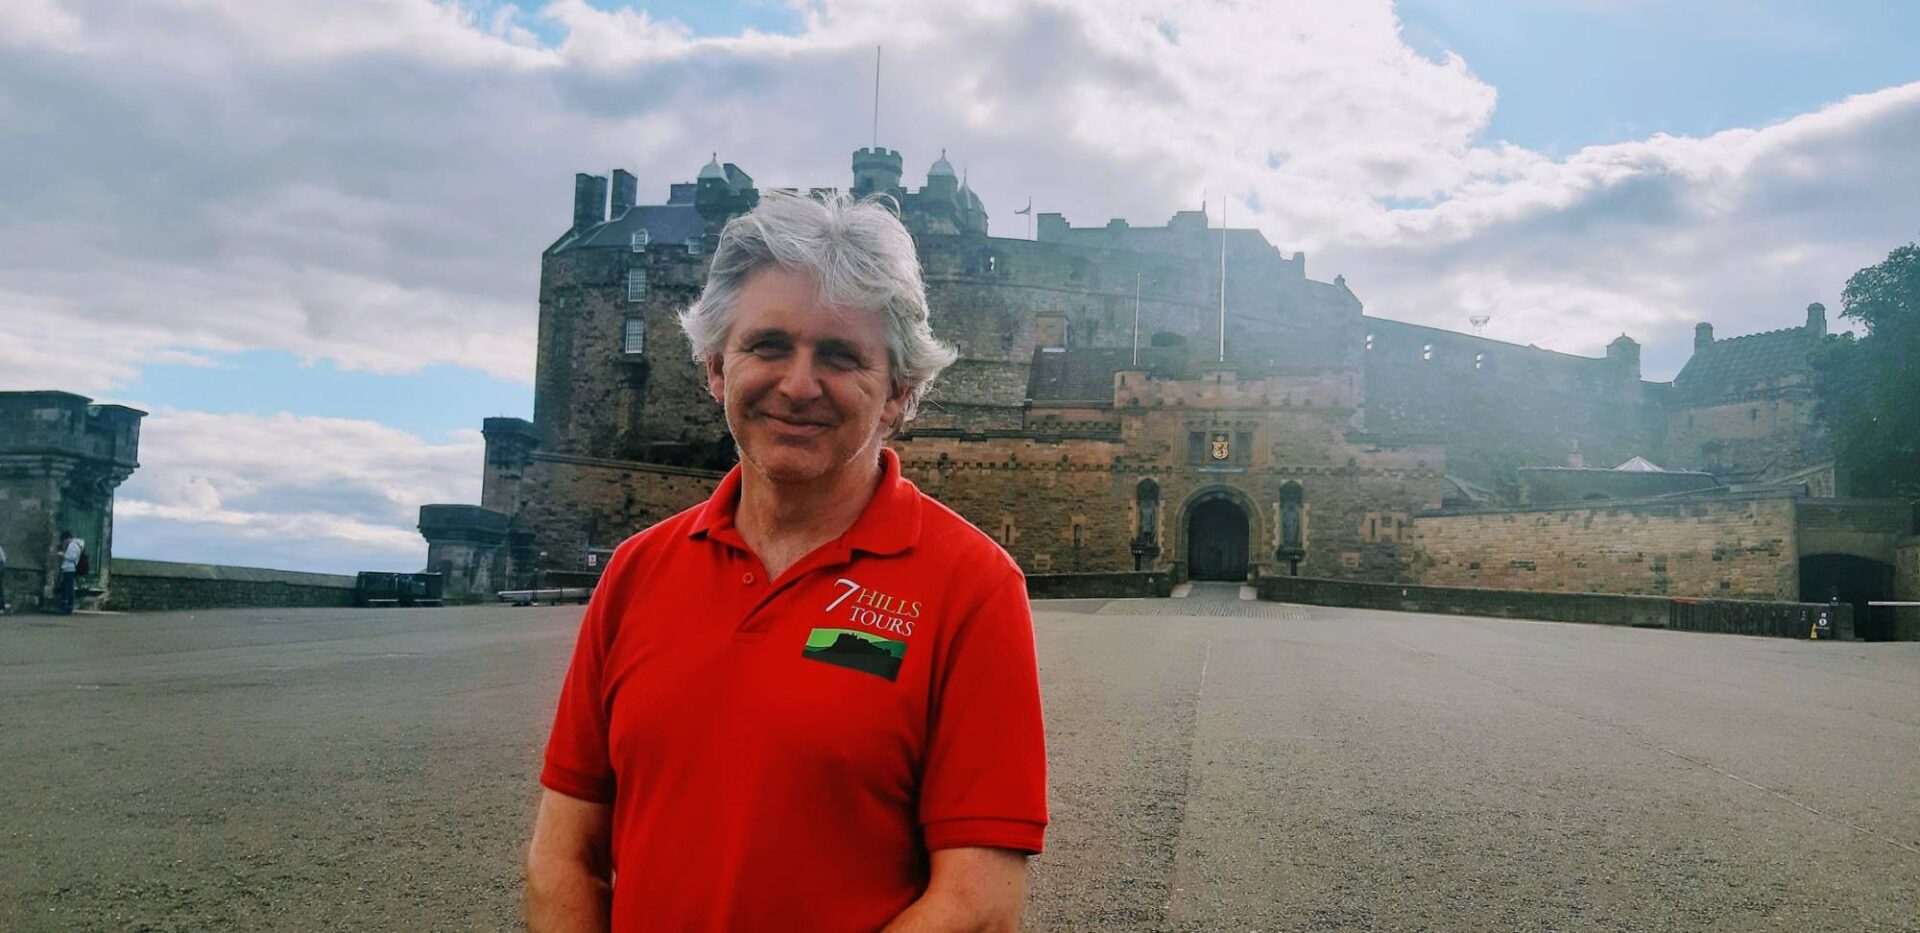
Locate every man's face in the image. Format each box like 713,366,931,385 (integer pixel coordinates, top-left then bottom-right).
707,266,905,486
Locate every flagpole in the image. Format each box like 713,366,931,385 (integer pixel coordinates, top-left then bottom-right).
1218,197,1227,364
872,47,881,148
1132,273,1142,367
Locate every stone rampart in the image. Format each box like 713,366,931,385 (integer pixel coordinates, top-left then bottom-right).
1025,571,1171,600
103,559,357,612
1258,575,1852,639
1404,491,1797,601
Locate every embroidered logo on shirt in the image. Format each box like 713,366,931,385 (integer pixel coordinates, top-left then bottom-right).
801,628,906,681
824,577,922,637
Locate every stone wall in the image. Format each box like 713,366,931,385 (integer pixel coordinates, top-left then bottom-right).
1404,492,1799,601
1025,571,1171,599
1795,499,1913,562
1897,537,1920,600
1258,574,1852,639
534,246,724,465
1361,319,1665,486
511,453,721,578
103,559,357,612
898,392,1445,581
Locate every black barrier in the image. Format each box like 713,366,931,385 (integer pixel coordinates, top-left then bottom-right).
1668,598,1852,639
356,572,446,608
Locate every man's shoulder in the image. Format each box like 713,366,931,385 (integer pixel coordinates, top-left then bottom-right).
613,503,706,555
910,490,1022,583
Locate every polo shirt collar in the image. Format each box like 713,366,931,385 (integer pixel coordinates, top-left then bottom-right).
690,447,921,558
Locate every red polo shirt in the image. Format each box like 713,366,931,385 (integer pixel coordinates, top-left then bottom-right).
541,447,1048,931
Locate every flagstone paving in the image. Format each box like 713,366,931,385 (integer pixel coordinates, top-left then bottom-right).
2,587,1915,931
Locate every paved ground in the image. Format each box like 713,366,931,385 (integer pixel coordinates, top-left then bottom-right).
2,585,1915,931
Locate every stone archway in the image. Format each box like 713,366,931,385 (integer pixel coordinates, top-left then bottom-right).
1800,553,1897,640
1181,486,1254,581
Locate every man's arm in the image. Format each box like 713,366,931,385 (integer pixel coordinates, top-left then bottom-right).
882,847,1028,933
525,788,614,932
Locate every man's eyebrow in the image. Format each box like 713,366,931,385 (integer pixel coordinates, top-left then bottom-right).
734,327,792,345
814,337,868,358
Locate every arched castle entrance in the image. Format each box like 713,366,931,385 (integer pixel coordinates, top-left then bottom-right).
1800,553,1896,640
1182,485,1254,581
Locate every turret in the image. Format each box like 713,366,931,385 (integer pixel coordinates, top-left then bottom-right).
1805,302,1827,338
1606,334,1641,380
924,149,957,199
1694,322,1714,352
851,146,903,196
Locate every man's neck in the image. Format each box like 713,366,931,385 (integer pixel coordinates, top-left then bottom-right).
734,448,884,579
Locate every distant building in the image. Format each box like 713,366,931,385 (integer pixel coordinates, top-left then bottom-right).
419,145,1910,624
0,391,144,610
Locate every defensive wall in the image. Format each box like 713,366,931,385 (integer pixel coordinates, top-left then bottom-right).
1360,319,1665,489
101,560,357,612
1257,575,1854,640
1403,490,1801,601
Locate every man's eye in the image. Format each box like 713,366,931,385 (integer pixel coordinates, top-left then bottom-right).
748,342,786,357
821,352,861,370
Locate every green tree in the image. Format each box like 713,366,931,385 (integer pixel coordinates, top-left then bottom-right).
1813,242,1920,498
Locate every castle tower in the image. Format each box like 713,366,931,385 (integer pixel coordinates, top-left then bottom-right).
1606,334,1641,380
924,149,957,199
851,146,903,197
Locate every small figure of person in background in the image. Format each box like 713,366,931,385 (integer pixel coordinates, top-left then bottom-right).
0,540,10,615
54,530,84,615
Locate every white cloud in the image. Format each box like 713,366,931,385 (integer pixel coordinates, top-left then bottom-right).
111,409,482,573
3,0,1917,570
3,0,1910,396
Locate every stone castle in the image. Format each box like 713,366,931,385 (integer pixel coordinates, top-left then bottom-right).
418,144,1916,628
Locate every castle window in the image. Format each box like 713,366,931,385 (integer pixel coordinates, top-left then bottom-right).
685,237,702,256
1474,353,1484,370
622,317,645,354
986,254,1000,274
627,269,648,303
630,229,650,252
1422,343,1433,361
1365,333,1374,351
1749,408,1759,421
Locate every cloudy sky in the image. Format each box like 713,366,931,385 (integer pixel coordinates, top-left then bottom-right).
3,0,1916,574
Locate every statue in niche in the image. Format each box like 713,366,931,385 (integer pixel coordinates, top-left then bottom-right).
1278,482,1305,575
1131,479,1161,571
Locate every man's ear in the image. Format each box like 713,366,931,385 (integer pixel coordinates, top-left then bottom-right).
705,353,726,403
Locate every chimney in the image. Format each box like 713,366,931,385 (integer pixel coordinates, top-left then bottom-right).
1805,302,1827,338
610,169,637,218
572,173,608,231
1694,322,1714,352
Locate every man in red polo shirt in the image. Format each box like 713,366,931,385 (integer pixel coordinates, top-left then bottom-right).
526,191,1047,932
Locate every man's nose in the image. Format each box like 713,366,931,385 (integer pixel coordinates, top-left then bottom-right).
774,349,825,402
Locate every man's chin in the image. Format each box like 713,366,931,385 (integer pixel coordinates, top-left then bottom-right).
740,447,833,484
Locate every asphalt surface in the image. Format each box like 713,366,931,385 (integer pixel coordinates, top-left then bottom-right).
2,584,1915,931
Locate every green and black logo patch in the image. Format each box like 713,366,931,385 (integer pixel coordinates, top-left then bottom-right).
802,628,906,681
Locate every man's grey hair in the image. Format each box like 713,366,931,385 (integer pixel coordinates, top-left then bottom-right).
678,191,958,428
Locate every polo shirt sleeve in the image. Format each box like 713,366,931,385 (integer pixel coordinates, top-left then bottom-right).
540,563,621,805
919,572,1048,854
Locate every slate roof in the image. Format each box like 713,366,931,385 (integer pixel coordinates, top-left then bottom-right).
1672,326,1816,403
556,204,707,253
1026,347,1190,404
